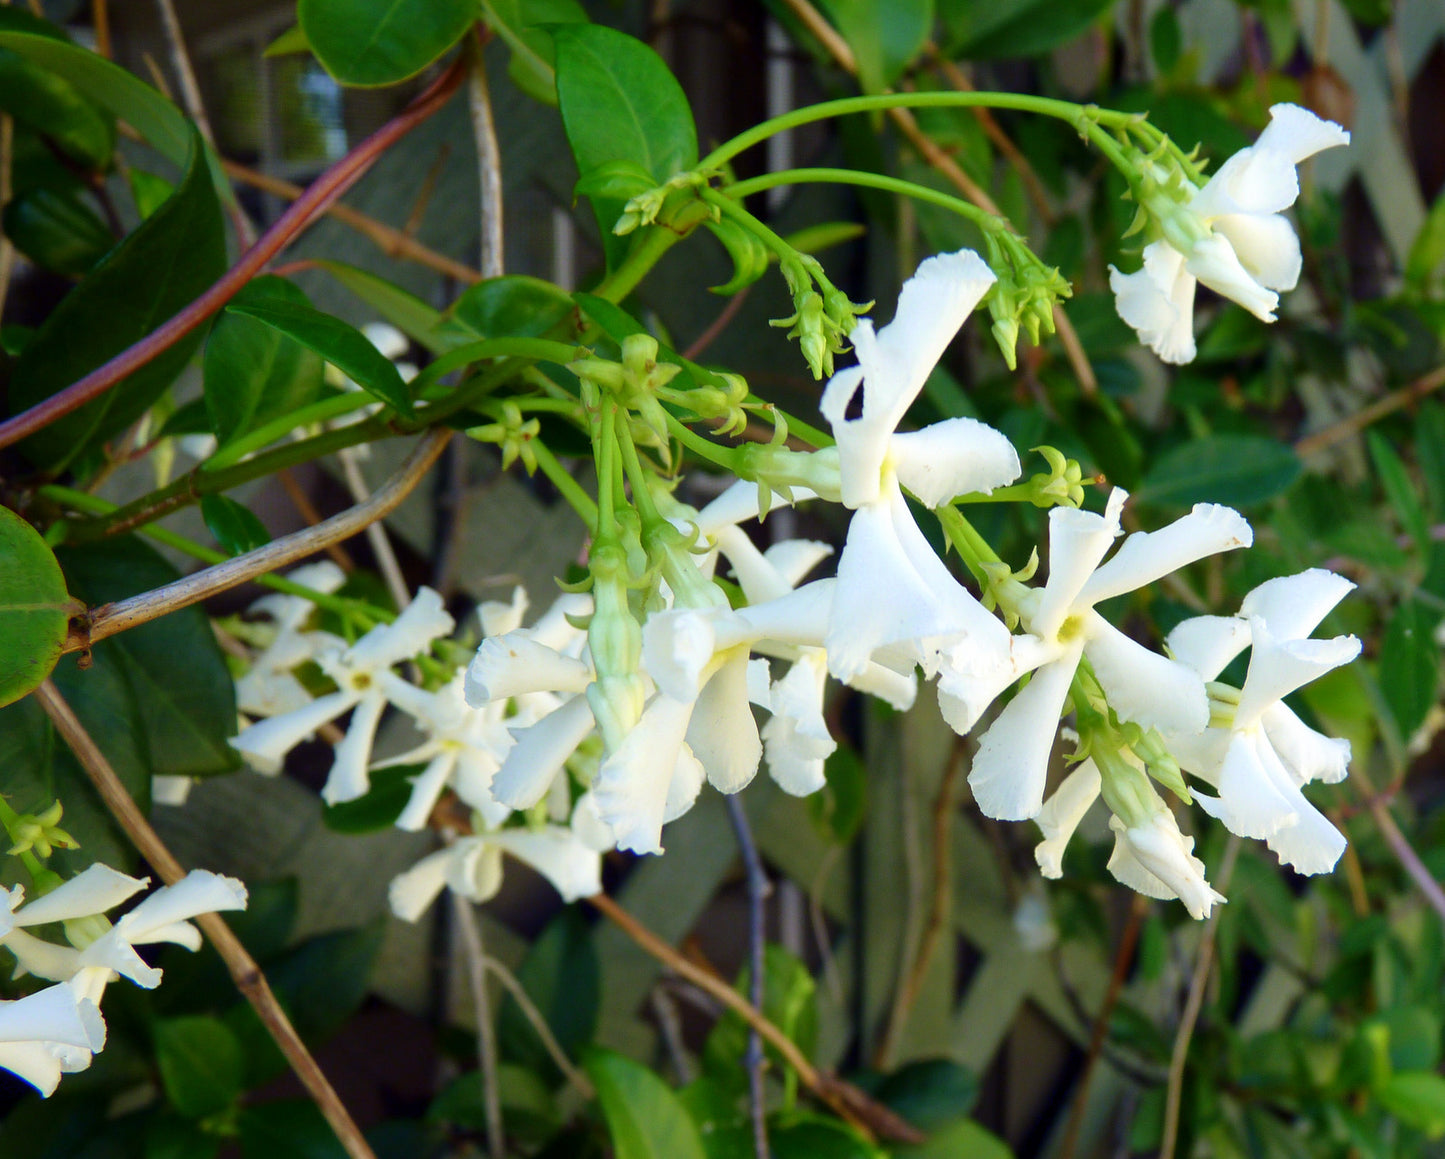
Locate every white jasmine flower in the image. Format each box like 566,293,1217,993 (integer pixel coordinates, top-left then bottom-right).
0,983,107,1096
388,807,602,921
968,489,1252,821
818,250,1023,685
1107,808,1224,920
229,588,455,803
1110,104,1350,363
1165,569,1359,873
235,562,349,718
1034,758,1103,879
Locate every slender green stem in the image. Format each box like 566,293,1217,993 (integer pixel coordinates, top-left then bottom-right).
664,413,745,472
727,168,1006,235
935,504,1001,585
530,439,598,531
702,189,837,294
40,484,393,625
596,224,688,304
614,419,662,527
700,93,1136,173
594,403,619,532
203,392,375,472
510,397,585,416
406,337,581,399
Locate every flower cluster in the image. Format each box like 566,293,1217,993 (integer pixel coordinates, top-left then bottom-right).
224,242,1359,924
1109,103,1350,364
0,866,246,1095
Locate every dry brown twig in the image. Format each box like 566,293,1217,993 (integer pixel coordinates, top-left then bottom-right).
33,679,377,1159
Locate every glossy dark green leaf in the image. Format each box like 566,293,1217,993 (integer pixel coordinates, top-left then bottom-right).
1417,402,1445,518
10,131,225,471
818,0,932,93
154,1016,245,1118
310,259,456,354
299,0,474,87
939,0,1113,59
239,1101,349,1159
1379,600,1438,740
128,167,176,220
448,275,577,345
320,764,417,833
894,1118,1014,1158
704,217,770,295
226,297,412,415
264,25,311,57
429,1065,561,1144
264,919,386,1040
0,505,75,708
204,277,327,446
808,744,867,844
874,1059,980,1131
584,1049,707,1159
1137,435,1301,508
145,1114,222,1159
482,0,589,105
678,1077,749,1159
1367,430,1429,552
1407,190,1445,292
0,30,232,199
704,944,817,1092
499,908,600,1077
2,185,112,275
58,536,239,778
1379,1071,1445,1137
771,1116,883,1159
1150,5,1182,71
200,494,272,556
0,11,113,169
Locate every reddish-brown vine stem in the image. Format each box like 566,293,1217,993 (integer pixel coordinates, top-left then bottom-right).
0,55,467,452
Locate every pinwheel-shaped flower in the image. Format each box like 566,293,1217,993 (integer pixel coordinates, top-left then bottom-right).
1164,569,1360,874
0,982,107,1096
230,588,455,804
234,561,348,719
1111,103,1350,363
968,488,1252,821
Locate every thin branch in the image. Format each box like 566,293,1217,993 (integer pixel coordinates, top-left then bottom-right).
585,892,925,1145
483,955,596,1099
276,467,356,572
1159,837,1241,1159
1295,365,1445,456
725,796,773,1159
1057,892,1149,1159
221,161,481,284
467,33,505,281
1353,766,1445,923
875,737,965,1070
451,893,505,1159
67,430,449,651
33,679,376,1159
0,57,467,452
338,448,411,611
650,986,694,1085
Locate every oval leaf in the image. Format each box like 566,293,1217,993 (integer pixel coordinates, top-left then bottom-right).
9,129,226,471
225,297,412,415
584,1049,707,1159
0,506,74,707
154,1016,245,1119
447,274,576,344
1138,434,1301,508
204,276,326,445
299,0,475,87
201,494,272,556
1380,600,1439,740
482,0,588,105
0,11,114,169
818,0,933,94
3,185,114,275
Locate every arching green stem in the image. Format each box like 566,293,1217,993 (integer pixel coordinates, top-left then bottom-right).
726,168,1007,236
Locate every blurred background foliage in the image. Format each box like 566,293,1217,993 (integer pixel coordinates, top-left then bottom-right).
2,0,1445,1156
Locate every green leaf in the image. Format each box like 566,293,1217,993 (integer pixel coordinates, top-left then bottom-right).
0,11,114,170
1368,430,1429,551
2,184,113,275
58,536,239,778
678,1077,750,1159
0,506,74,708
940,0,1114,59
808,744,867,844
264,24,312,57
201,494,272,556
894,1118,1015,1158
298,0,474,87
227,297,412,415
204,276,326,446
772,1116,884,1159
1137,435,1301,508
319,764,417,833
481,0,589,105
499,908,600,1077
154,1015,245,1118
264,919,386,1040
553,24,697,182
1406,189,1445,292
239,1101,349,1159
1379,600,1438,740
704,217,770,295
310,260,456,354
10,129,226,471
1379,1071,1445,1138
448,275,577,345
146,1114,222,1159
429,1065,562,1144
874,1060,980,1132
1149,6,1181,71
584,1048,707,1159
0,31,232,200
818,0,933,93
1416,402,1445,518
704,945,817,1093
127,168,175,219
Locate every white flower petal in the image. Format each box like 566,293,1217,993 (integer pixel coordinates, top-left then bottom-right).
762,539,834,590
1080,503,1252,607
1109,811,1224,919
0,983,104,1050
1234,621,1361,729
490,694,596,810
465,635,592,705
1239,569,1355,640
321,692,387,805
642,609,720,702
1186,235,1278,322
490,829,602,902
0,929,82,982
447,841,506,904
686,652,763,794
889,418,1021,508
1034,759,1102,878
1191,147,1300,220
12,865,148,928
388,847,454,922
841,660,917,711
345,587,454,671
664,745,706,823
1193,732,1299,839
230,689,359,774
116,871,248,943
937,632,1055,736
1165,615,1251,681
1258,103,1351,164
1212,212,1303,291
969,650,1081,821
394,752,457,832
1033,489,1126,639
594,693,695,855
1109,242,1197,364
479,586,529,638
1084,616,1209,736
762,652,834,797
1262,702,1351,785
1264,797,1346,876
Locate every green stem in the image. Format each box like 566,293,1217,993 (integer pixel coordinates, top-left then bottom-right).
595,225,688,304
530,439,598,531
935,504,1001,585
614,419,662,527
727,168,1006,235
39,484,393,625
405,337,581,399
700,93,1136,173
203,392,375,472
701,189,837,294
664,413,745,472
594,403,619,533
510,397,585,416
